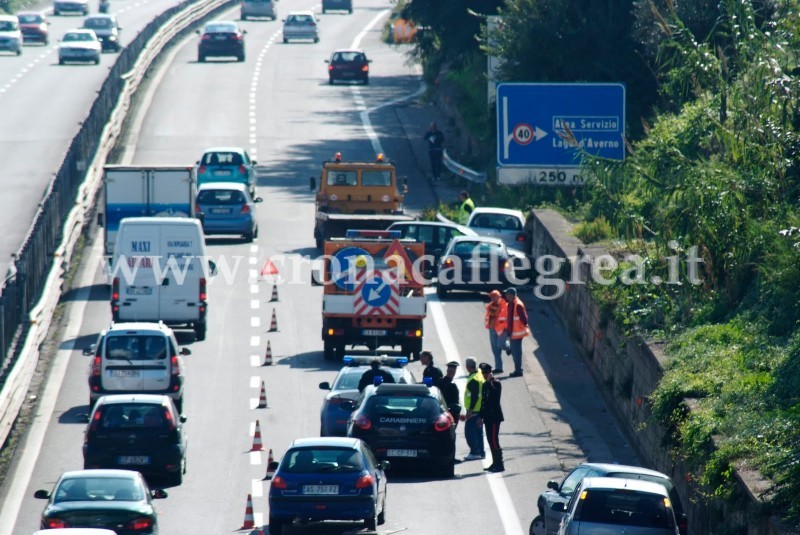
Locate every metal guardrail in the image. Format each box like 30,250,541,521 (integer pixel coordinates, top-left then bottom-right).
443,148,487,183
0,0,236,449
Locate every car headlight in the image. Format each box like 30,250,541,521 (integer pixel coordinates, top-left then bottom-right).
108,35,117,41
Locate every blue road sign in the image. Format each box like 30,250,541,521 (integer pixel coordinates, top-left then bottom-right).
496,83,626,166
361,274,392,307
332,246,370,291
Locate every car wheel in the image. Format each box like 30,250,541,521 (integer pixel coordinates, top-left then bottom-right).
253,225,259,239
174,397,183,413
436,284,449,299
283,37,288,43
171,467,183,486
198,54,205,62
440,461,455,478
313,36,319,43
348,8,353,13
530,515,545,535
322,8,326,13
58,58,64,65
323,341,336,361
237,53,245,62
328,77,334,85
363,76,369,85
241,14,247,20
244,231,254,243
194,322,207,342
94,56,100,65
364,510,378,531
54,9,60,15
268,516,284,535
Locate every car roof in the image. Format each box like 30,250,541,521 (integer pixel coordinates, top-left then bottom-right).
332,48,366,54
580,476,670,496
448,235,505,246
85,14,115,20
16,11,43,15
0,14,17,21
372,384,432,396
470,207,525,218
105,321,173,334
578,462,673,480
388,221,476,234
202,146,247,154
66,29,96,35
198,182,248,192
95,394,171,405
60,469,144,480
289,437,361,449
287,10,315,16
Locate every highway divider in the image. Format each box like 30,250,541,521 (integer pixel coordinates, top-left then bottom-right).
0,0,238,451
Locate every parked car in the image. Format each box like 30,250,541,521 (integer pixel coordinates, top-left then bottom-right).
196,146,257,196
84,322,190,411
81,14,121,52
240,0,278,20
555,477,680,535
82,394,188,485
325,49,370,84
196,20,246,62
535,462,688,535
387,220,477,278
282,11,319,43
321,0,352,14
0,15,23,56
319,355,415,436
466,207,527,253
53,0,89,16
267,437,388,534
195,182,261,242
346,383,456,477
58,29,101,65
17,12,50,45
436,235,519,297
33,469,167,532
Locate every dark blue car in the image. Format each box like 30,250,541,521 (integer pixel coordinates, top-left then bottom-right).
267,437,388,534
195,182,261,242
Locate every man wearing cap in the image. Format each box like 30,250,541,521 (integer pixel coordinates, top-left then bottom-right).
477,363,505,472
484,289,507,374
497,287,530,377
357,359,396,392
439,361,461,425
462,357,485,460
419,351,444,386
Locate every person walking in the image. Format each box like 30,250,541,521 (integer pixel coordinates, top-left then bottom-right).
458,191,475,224
439,361,462,426
498,287,530,377
484,290,507,373
462,357,485,460
419,350,443,386
357,359,396,392
424,122,445,181
477,363,505,472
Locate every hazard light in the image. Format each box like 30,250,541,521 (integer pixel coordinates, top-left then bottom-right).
334,152,342,162
344,230,401,239
375,153,384,162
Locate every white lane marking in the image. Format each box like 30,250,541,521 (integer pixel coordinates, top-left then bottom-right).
250,283,259,294
251,354,262,367
249,256,257,265
251,299,260,309
251,316,261,328
250,451,262,465
250,376,261,388
254,513,264,527
251,335,260,347
251,479,263,498
426,290,525,535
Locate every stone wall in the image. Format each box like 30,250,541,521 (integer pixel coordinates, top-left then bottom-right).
531,208,797,535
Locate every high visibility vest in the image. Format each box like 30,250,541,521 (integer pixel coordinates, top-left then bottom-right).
484,302,506,334
459,198,475,224
497,297,530,339
464,371,485,411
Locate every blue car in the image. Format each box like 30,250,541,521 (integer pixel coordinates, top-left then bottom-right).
195,182,261,242
319,355,416,437
267,437,388,534
196,147,257,197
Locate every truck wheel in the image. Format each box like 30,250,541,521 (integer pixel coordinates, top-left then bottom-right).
194,322,207,341
315,235,323,249
323,341,336,361
436,285,449,299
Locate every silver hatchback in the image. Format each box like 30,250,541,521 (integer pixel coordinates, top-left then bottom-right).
282,11,319,43
241,0,277,20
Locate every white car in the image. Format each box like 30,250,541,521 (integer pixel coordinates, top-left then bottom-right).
466,207,527,253
282,11,319,43
0,15,23,56
58,29,101,65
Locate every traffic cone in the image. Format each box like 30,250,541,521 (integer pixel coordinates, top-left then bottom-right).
250,420,265,452
257,380,268,408
262,341,273,366
263,449,276,480
269,309,278,332
240,493,255,530
270,284,279,302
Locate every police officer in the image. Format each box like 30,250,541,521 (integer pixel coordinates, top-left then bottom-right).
419,350,443,385
478,363,505,472
462,357,485,460
357,359,396,392
458,191,475,224
439,361,462,425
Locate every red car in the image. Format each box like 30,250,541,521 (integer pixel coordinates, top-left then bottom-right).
325,49,371,85
16,12,49,45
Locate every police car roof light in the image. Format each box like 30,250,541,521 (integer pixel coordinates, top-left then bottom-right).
422,376,433,387
373,376,384,386
345,230,402,239
342,355,408,367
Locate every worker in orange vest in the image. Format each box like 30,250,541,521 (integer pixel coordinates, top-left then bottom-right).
484,290,508,374
497,287,530,377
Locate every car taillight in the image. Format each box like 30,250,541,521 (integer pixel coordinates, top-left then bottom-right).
194,205,203,216
91,355,101,376
198,164,206,174
89,408,102,431
271,476,287,490
434,413,453,431
361,65,369,72
238,164,247,175
46,519,69,528
241,204,250,214
355,474,374,489
125,517,154,530
201,34,211,41
233,33,243,41
328,65,334,72
112,277,119,301
164,408,176,430
170,356,180,376
354,415,371,430
516,232,526,242
199,277,207,302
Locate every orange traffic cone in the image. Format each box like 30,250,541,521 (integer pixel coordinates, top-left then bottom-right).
250,420,265,452
269,309,278,332
257,381,268,408
270,284,279,302
240,493,255,530
262,341,273,366
263,449,276,480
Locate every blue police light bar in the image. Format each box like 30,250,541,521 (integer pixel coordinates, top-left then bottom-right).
373,376,384,386
345,230,402,239
422,377,434,387
342,355,409,367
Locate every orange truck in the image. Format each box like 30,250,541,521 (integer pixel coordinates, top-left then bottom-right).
312,153,414,248
318,230,426,361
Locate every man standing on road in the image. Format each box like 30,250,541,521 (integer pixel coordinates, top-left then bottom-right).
478,363,505,472
419,350,444,386
484,290,508,374
458,191,475,224
498,287,530,377
439,361,462,425
357,359,396,392
462,357,485,460
424,122,445,182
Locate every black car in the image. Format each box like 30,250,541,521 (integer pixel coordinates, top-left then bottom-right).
34,469,167,533
197,20,246,62
321,0,352,14
346,383,456,477
82,14,121,52
83,394,188,485
325,49,370,85
436,235,518,298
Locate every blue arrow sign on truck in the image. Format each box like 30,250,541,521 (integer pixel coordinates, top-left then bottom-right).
496,83,626,166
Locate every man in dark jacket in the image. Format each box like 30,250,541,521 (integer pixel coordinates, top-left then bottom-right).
420,350,443,386
477,362,505,472
438,361,461,425
357,359,395,392
424,122,445,181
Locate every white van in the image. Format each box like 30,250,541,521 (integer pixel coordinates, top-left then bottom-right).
111,217,211,340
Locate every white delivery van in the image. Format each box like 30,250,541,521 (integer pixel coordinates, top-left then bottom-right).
111,217,211,340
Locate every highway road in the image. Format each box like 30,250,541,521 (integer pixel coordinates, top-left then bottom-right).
0,1,638,533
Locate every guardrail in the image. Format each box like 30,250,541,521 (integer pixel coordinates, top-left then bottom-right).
0,0,237,450
443,149,487,183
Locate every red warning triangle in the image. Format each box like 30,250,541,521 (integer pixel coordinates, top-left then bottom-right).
384,240,420,287
260,258,279,276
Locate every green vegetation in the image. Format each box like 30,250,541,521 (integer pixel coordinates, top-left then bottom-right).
401,0,800,527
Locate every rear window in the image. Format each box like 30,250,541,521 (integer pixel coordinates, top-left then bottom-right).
470,214,522,230
105,335,169,360
0,20,18,31
202,151,244,165
334,368,409,390
197,189,246,205
84,17,112,28
287,15,315,24
54,476,143,503
18,14,43,23
577,489,674,528
204,23,237,33
452,241,504,258
366,395,440,417
282,447,364,473
98,403,168,431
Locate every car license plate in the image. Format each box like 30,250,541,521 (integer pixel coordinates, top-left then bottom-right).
111,369,140,377
118,456,150,465
210,208,232,214
387,449,417,458
126,287,152,296
214,34,227,40
214,169,232,176
303,485,338,495
363,329,387,337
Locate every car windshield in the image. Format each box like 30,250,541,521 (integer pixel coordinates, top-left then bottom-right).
18,14,42,24
362,171,391,187
0,20,19,31
282,447,364,473
326,170,357,186
333,51,366,63
105,335,168,361
97,403,168,431
84,18,112,28
576,489,674,528
197,189,246,205
54,477,143,503
202,152,244,166
287,15,314,24
64,32,94,42
470,213,522,230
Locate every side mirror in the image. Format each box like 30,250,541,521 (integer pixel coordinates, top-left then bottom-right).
309,176,316,191
151,489,168,499
78,412,90,423
82,344,96,356
242,29,248,34
195,30,200,34
324,59,330,64
252,160,257,165
379,460,390,470
319,381,331,390
34,490,50,499
551,502,567,512
254,197,263,203
179,414,188,423
546,480,559,491
208,260,218,276
180,347,191,356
